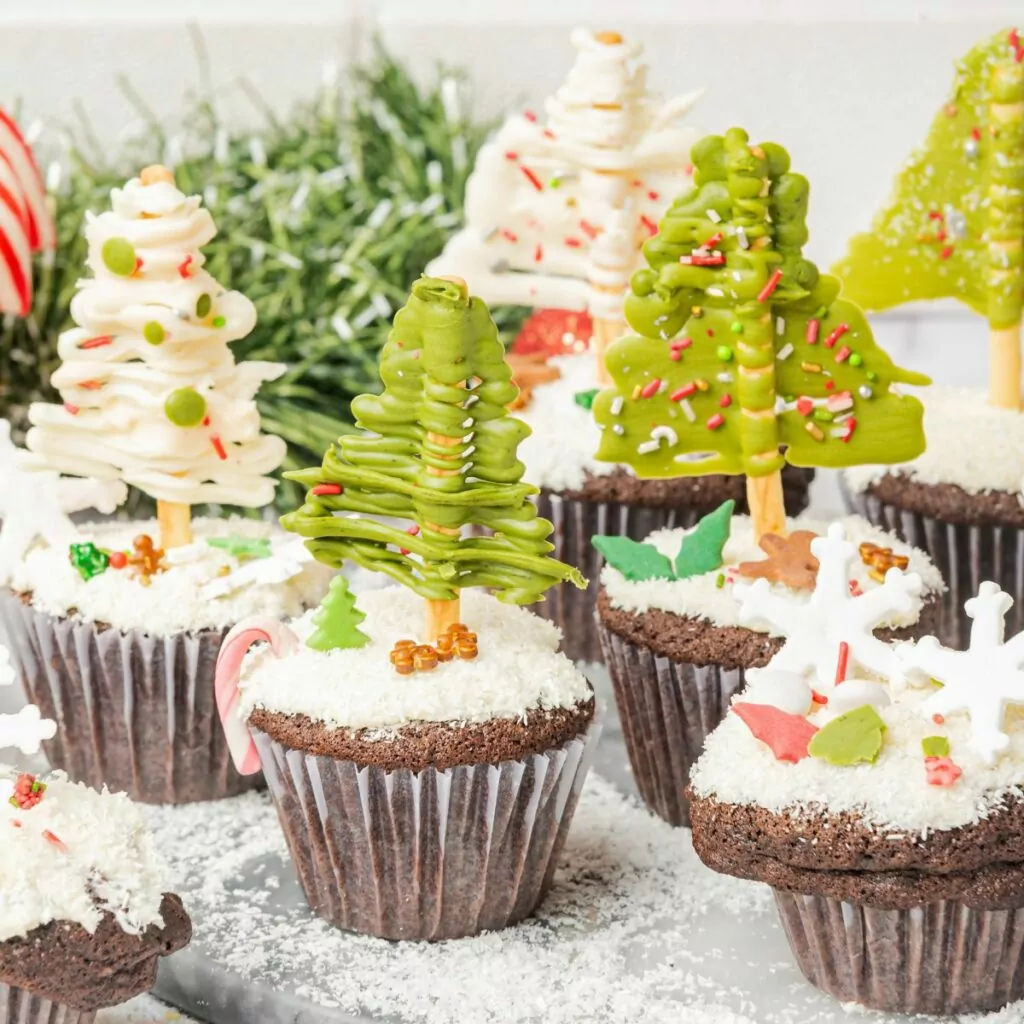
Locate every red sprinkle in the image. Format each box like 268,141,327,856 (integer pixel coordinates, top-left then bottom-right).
824,324,849,349
671,383,697,401
842,417,858,443
501,229,518,243
534,243,543,263
806,319,820,345
133,257,144,275
834,641,850,685
80,335,114,350
42,830,67,853
640,215,658,237
520,165,543,191
706,413,725,431
211,435,228,461
647,190,659,201
523,110,537,122
78,380,103,391
579,220,600,240
796,397,814,417
671,337,693,350
811,691,829,705
109,551,127,570
640,378,662,399
928,210,944,220
757,269,783,302
689,253,726,267
670,350,682,361
64,403,79,415
932,714,945,725
565,237,582,248
683,163,694,176
835,345,852,364
940,245,954,260
311,483,343,496
406,525,421,536
703,232,723,248
202,416,211,427
971,126,981,140
178,254,193,278
825,380,836,391
719,393,733,408
504,150,518,162
542,129,556,140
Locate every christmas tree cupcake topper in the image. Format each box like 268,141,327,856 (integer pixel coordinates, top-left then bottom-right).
283,275,586,640
25,164,287,550
593,128,929,540
835,28,1024,410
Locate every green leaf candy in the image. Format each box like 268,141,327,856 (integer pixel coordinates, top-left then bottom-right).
592,535,674,583
808,705,887,766
921,735,951,758
674,499,734,579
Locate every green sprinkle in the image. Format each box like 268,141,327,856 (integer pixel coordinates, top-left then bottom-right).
813,408,835,422
866,371,878,381
813,306,828,318
716,345,734,362
922,735,950,758
730,321,744,335
101,238,136,277
196,293,212,318
164,387,207,427
143,321,165,346
715,573,725,589
549,177,562,189
848,352,863,367
212,316,227,328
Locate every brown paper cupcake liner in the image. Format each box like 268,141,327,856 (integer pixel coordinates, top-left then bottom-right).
774,889,1024,1014
599,626,745,828
0,983,94,1024
0,590,264,804
253,717,601,941
852,491,1024,648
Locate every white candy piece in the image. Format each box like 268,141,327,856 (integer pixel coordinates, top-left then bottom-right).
814,679,891,726
898,581,1024,764
736,522,923,687
743,668,813,715
199,537,314,601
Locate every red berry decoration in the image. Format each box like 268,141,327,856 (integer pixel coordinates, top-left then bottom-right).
108,551,128,570
9,773,46,810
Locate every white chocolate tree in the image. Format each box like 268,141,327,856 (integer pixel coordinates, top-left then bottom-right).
427,28,701,380
25,166,286,547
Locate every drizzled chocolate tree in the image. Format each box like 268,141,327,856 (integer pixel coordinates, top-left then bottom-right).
283,275,585,637
834,28,1024,410
593,127,929,540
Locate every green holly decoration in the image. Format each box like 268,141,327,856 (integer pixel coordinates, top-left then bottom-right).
164,387,207,427
593,128,929,483
921,735,951,758
674,499,733,579
69,542,110,581
101,237,136,277
206,536,272,560
591,535,674,582
808,705,887,766
283,276,586,605
306,574,370,652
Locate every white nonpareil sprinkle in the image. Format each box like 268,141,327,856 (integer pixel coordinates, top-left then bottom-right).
706,209,722,223
143,775,771,1024
601,514,943,630
240,587,591,732
777,342,793,360
776,316,785,335
844,385,1024,497
0,768,170,942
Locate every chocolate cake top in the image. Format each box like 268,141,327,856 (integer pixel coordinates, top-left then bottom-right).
237,586,594,735
0,767,174,942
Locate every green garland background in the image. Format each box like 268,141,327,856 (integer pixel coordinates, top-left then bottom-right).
0,45,527,513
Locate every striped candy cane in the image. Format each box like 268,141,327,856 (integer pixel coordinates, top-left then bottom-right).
215,617,299,775
0,110,55,315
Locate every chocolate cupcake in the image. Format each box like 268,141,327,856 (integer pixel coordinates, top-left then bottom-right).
690,571,1024,1015
218,586,598,941
0,517,328,804
597,513,944,827
844,386,1024,648
517,353,813,663
0,766,191,1023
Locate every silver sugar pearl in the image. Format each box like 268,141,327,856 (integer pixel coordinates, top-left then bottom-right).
613,423,626,436
858,385,874,399
964,138,980,159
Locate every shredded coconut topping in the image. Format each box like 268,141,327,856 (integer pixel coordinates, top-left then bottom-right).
844,386,1024,497
601,514,944,631
239,587,592,733
8,517,330,635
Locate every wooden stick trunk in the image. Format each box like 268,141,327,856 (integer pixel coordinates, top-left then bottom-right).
158,500,193,549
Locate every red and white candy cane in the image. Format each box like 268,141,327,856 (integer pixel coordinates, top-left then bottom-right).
216,617,299,775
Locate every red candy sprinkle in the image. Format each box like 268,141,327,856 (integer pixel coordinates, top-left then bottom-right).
757,269,783,302
806,319,820,345
639,215,658,237
534,244,543,263
732,703,819,763
501,229,518,243
80,335,114,350
689,252,726,267
504,150,518,162
796,398,814,416
932,714,945,725
703,232,723,248
133,257,144,275
64,403,80,415
824,324,849,349
311,483,343,496
211,435,227,461
670,383,697,401
520,166,543,191
706,413,725,431
42,830,67,853
940,245,954,260
842,417,858,443
811,691,829,705
671,337,693,350
640,379,662,399
579,220,600,240
565,237,582,248
523,110,537,122
835,345,852,364
834,641,850,685
177,254,193,278
719,393,733,408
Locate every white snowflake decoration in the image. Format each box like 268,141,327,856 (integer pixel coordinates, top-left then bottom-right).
898,581,1024,763
735,522,923,688
0,642,56,755
199,536,314,601
0,420,126,584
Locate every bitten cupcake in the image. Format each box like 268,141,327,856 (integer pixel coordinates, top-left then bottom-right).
0,165,328,804
215,276,598,941
597,512,943,826
0,650,191,1023
835,29,1024,647
690,560,1024,1015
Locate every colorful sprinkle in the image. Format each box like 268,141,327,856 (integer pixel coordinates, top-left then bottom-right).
706,413,725,431
80,335,113,350
670,383,697,401
640,378,662,399
834,641,850,685
848,352,863,367
801,361,821,374
178,254,194,278
212,315,226,328
824,324,849,349
164,387,207,427
311,483,343,496
211,435,228,461
806,319,820,345
719,393,732,408
777,342,794,360
520,165,543,191
757,269,783,302
834,345,852,364
143,321,165,345
716,345,734,362
805,421,825,441
730,322,743,335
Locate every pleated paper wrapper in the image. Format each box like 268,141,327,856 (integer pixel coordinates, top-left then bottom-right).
599,625,746,828
847,488,1024,649
774,890,1024,1014
0,590,264,804
0,984,94,1024
253,715,602,941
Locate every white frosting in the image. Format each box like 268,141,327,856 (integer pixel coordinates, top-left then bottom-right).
0,768,170,942
601,514,944,631
25,175,286,508
844,386,1024,498
9,517,330,635
518,352,621,491
238,587,593,733
427,28,701,319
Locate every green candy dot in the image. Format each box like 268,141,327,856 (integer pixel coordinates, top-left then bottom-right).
848,352,863,367
196,293,212,319
143,321,165,346
716,345,734,362
164,387,207,427
730,322,744,335
212,315,226,328
102,238,137,277
866,370,878,381
813,408,835,423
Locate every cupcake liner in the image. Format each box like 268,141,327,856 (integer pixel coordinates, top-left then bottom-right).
853,492,1024,648
253,716,601,941
536,492,699,664
599,626,745,828
774,889,1024,1014
0,591,264,804
0,984,94,1024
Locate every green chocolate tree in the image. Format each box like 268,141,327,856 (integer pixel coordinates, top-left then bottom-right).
833,28,1024,410
282,275,585,638
593,128,929,540
306,575,370,653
